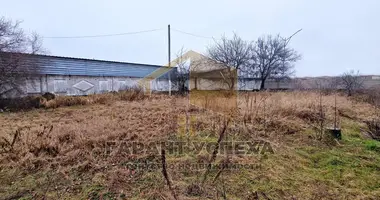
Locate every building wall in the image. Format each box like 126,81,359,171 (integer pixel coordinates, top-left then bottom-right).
198,78,230,90
10,75,380,98
187,78,261,91
8,75,173,98
363,76,380,89
238,79,261,90
189,78,237,90
291,76,380,90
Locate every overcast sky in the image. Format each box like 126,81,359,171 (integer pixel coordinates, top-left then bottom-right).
1,0,379,77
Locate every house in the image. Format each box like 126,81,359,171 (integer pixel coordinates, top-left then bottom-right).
0,52,176,98
168,50,262,91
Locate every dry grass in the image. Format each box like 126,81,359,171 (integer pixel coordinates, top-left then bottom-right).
0,91,380,199
190,90,378,141
44,88,148,109
0,87,148,111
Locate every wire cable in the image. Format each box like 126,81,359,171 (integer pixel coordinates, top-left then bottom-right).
43,28,163,39
171,28,213,39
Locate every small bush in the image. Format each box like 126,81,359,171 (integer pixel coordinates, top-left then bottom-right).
42,92,55,101
365,140,380,152
186,183,203,196
0,125,58,160
44,96,90,109
353,88,380,106
327,157,345,166
366,120,380,141
0,96,46,111
92,94,112,105
118,86,146,101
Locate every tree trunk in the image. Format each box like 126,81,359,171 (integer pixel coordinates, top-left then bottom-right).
260,79,265,90
230,79,235,91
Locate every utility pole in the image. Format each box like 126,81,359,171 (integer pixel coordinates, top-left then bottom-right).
168,24,172,96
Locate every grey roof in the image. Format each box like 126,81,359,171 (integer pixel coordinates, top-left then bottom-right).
0,52,175,78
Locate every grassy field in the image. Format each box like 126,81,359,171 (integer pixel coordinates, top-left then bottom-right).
0,91,380,199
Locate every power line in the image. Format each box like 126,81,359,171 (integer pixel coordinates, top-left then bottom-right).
43,28,164,39
171,28,213,39
43,27,213,40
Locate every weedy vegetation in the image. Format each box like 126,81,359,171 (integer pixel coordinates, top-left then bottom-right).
0,90,380,199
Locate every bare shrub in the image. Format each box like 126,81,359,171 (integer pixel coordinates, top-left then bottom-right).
238,91,377,142
42,92,55,101
202,118,230,185
340,70,363,96
43,87,145,108
0,125,58,164
161,148,178,200
92,93,113,105
359,88,380,140
353,89,380,140
190,90,237,114
0,86,148,111
186,183,203,196
0,128,22,153
57,132,76,144
44,96,90,108
171,47,190,95
118,86,146,101
353,88,380,106
0,96,46,111
365,120,380,140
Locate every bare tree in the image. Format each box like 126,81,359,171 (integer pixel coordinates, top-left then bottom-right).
207,33,252,90
326,76,341,91
0,17,46,98
248,34,301,90
340,70,363,96
28,32,47,54
171,47,190,94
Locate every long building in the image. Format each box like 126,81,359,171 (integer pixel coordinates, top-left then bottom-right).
0,52,176,98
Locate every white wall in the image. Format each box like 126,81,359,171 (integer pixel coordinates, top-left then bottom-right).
5,75,174,98
238,79,261,90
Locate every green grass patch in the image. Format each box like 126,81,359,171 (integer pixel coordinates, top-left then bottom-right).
364,140,380,152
